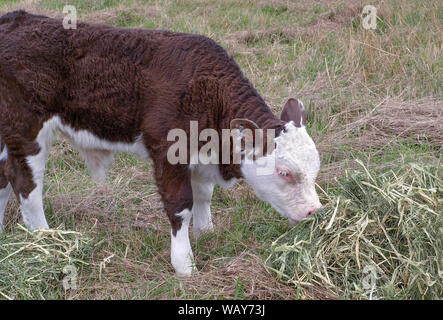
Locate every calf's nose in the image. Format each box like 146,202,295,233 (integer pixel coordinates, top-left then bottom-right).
306,207,319,217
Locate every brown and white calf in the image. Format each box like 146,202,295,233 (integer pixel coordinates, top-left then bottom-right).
0,11,321,275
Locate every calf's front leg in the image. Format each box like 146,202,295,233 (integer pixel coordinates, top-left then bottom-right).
170,208,194,276
155,161,196,276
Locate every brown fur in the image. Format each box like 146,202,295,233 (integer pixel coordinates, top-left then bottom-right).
0,11,285,233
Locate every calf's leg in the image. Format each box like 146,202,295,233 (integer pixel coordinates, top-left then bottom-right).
0,184,12,231
191,171,214,238
170,208,194,276
155,160,195,276
0,154,13,231
78,148,114,182
6,152,49,231
3,118,58,231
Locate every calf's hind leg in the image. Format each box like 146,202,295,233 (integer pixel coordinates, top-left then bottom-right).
0,184,12,231
0,151,13,231
1,146,50,231
78,148,114,182
4,118,58,231
6,150,50,231
191,171,214,238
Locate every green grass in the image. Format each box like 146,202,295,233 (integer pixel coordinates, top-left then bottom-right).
39,0,120,13
0,225,94,299
0,0,441,299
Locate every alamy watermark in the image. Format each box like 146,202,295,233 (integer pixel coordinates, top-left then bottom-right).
362,265,380,299
62,264,77,290
63,5,77,30
62,5,378,31
362,5,377,30
166,121,277,175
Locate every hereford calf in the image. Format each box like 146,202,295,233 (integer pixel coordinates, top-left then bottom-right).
0,11,321,275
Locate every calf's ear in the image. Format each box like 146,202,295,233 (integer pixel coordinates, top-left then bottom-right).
280,98,306,127
230,118,259,131
229,118,264,158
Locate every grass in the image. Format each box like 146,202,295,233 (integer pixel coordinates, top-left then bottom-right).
0,0,441,299
0,225,93,299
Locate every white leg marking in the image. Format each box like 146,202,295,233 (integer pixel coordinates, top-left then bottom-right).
171,208,196,276
19,186,49,231
20,117,59,230
0,183,13,232
0,143,8,162
21,150,49,230
191,173,214,238
0,141,11,231
78,148,114,182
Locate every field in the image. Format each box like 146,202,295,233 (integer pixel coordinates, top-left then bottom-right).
0,0,441,300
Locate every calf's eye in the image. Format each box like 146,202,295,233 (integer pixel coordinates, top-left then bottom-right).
278,170,290,177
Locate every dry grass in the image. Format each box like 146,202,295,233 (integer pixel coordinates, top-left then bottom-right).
88,251,303,299
322,97,442,151
315,97,442,183
0,0,59,17
0,1,164,25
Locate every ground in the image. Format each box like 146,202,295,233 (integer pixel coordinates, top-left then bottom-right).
0,0,441,299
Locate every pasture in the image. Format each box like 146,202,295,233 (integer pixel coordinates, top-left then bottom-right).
0,0,441,299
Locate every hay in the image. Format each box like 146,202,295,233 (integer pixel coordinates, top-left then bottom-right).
266,160,442,299
0,225,93,300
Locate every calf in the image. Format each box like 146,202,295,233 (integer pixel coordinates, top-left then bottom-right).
0,11,321,275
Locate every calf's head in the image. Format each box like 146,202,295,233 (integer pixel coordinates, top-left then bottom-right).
233,98,322,224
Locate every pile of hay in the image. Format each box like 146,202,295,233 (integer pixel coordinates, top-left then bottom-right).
0,225,93,300
266,160,442,299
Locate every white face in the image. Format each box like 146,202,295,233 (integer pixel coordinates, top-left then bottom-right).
241,122,322,224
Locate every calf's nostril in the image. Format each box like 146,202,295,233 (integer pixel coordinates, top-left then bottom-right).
307,208,317,217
